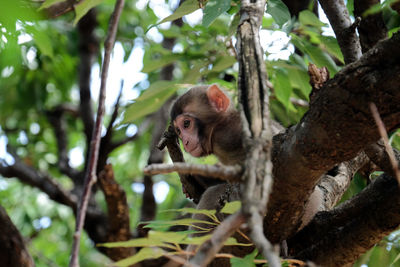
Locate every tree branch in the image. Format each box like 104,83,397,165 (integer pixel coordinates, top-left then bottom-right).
46,106,81,181
237,0,281,266
70,1,125,265
0,153,77,208
318,0,362,64
144,162,242,182
98,164,135,261
288,173,400,267
264,32,400,243
77,9,98,149
0,205,34,267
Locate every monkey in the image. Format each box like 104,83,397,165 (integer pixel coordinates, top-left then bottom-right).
171,84,244,165
169,84,323,265
170,84,284,165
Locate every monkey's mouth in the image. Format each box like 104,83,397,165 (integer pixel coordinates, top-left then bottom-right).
186,145,204,157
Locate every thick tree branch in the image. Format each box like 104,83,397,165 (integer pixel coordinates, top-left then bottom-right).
98,164,135,261
318,0,362,64
264,32,400,243
288,173,400,267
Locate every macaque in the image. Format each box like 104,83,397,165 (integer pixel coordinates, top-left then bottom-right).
169,84,322,264
171,84,284,164
171,84,244,165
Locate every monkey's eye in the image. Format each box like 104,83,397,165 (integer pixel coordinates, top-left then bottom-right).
175,127,181,135
183,119,191,129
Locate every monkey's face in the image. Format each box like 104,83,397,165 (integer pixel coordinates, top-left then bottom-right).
173,114,204,157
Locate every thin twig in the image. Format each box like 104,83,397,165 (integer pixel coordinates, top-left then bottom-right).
69,1,125,266
144,162,243,182
369,103,400,184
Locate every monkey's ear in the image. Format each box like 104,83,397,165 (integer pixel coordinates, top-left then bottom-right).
206,84,230,112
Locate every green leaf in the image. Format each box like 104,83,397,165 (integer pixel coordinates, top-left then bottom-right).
274,68,292,109
114,247,165,267
182,61,206,83
266,0,291,27
291,34,340,75
212,56,237,72
157,0,199,25
163,207,217,217
181,235,252,246
231,249,258,267
228,13,240,37
98,237,169,248
220,201,241,214
73,0,104,25
299,10,326,27
143,218,218,229
286,67,311,98
123,81,178,123
319,36,344,64
141,54,181,73
39,0,66,10
29,26,54,58
99,231,188,248
202,0,231,27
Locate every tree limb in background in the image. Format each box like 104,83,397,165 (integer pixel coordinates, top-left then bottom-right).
46,106,82,182
0,205,34,267
77,9,98,150
318,0,362,64
97,85,123,173
98,164,135,261
0,150,77,208
69,0,125,265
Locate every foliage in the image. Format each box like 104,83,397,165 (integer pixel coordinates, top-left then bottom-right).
0,0,400,266
99,203,251,266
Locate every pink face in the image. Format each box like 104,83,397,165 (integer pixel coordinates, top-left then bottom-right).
173,114,204,157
